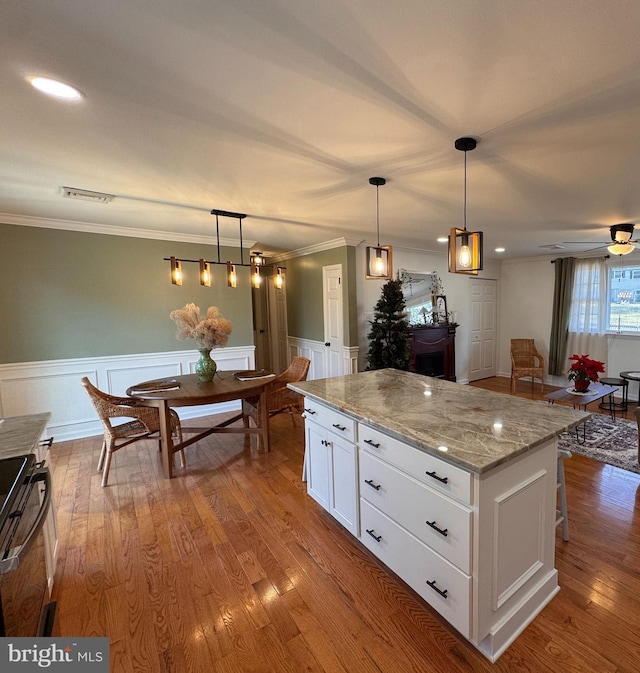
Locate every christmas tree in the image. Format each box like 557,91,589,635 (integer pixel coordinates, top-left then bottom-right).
367,278,411,370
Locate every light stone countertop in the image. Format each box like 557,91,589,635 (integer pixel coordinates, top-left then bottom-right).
0,413,51,460
289,369,590,474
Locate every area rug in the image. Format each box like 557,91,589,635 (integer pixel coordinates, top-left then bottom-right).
557,412,640,475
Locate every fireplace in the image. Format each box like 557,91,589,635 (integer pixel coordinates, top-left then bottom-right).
408,324,457,381
415,351,445,378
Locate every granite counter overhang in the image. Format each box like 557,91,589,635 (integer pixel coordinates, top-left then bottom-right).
0,413,51,460
289,369,589,474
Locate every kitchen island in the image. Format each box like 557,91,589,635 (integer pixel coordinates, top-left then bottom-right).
289,369,589,662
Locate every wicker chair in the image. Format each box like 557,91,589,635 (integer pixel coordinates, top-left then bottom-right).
510,339,545,395
242,357,311,435
81,377,185,486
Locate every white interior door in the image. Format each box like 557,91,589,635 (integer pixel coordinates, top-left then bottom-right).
323,264,344,377
468,278,497,382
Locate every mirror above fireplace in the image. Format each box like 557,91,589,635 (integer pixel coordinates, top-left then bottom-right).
399,271,434,326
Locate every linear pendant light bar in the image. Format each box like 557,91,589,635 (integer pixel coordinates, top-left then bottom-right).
165,208,284,287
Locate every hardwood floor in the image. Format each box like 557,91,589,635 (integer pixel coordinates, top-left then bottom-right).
49,378,640,672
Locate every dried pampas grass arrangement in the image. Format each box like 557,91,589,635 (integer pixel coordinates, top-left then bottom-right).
169,303,233,351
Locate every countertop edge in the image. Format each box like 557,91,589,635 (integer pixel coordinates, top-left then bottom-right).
291,383,590,474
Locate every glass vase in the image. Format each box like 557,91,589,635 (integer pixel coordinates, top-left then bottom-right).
195,348,217,382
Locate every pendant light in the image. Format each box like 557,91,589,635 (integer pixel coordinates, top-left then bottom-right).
170,256,182,285
366,177,392,279
449,137,483,275
274,266,284,289
199,259,211,286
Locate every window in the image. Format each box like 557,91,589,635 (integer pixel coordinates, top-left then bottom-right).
607,262,640,332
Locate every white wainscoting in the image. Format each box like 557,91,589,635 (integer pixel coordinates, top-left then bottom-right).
287,337,359,379
0,347,255,442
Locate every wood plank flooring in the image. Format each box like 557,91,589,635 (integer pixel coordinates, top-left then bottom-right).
49,378,640,672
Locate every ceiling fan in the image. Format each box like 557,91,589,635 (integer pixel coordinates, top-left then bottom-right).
563,223,640,256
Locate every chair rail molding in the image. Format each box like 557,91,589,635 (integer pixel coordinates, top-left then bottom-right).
0,346,256,441
287,337,359,380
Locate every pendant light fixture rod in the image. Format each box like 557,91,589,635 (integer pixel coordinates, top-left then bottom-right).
454,137,476,233
216,213,221,263
369,176,386,246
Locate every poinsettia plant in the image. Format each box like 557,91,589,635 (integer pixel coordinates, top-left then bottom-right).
567,354,605,383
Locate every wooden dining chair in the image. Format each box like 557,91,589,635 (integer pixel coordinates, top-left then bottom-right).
81,377,185,486
242,357,311,438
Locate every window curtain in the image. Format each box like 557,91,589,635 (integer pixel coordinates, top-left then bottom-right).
565,256,608,369
548,257,575,376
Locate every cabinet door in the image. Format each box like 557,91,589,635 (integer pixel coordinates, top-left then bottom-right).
330,435,359,536
306,422,331,510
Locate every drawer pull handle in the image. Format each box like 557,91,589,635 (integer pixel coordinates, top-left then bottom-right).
364,439,381,448
366,528,382,542
426,520,448,537
332,423,347,432
425,470,448,484
364,479,381,491
426,580,448,598
304,408,317,415
321,439,332,447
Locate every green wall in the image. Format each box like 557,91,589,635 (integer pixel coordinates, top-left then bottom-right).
284,245,358,346
0,223,254,363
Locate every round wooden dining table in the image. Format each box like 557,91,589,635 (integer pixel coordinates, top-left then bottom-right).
127,371,274,478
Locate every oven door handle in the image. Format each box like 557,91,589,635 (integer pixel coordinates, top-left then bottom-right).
0,466,51,575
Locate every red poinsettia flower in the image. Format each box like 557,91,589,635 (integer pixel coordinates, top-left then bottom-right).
567,354,605,383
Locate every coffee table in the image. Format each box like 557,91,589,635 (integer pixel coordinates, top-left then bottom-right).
544,382,618,444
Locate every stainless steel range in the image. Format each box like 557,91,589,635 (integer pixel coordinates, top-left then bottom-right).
0,452,56,637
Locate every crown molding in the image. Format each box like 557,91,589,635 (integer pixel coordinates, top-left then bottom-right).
0,212,255,248
270,236,362,262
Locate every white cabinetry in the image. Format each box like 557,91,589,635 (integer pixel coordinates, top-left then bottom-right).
303,399,358,535
302,395,559,663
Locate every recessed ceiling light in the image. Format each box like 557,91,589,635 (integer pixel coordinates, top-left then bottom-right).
437,236,448,243
28,77,84,101
495,247,506,253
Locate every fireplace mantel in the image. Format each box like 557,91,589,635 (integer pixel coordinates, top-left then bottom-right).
408,324,457,381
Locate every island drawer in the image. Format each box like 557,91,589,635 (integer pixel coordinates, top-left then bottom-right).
359,499,470,638
303,399,356,442
360,450,472,573
358,422,472,505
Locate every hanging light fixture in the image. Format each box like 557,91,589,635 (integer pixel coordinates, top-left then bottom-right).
251,251,263,288
449,137,483,275
170,256,182,285
165,210,286,287
226,262,237,288
251,264,262,288
199,259,211,286
366,177,392,279
607,224,635,256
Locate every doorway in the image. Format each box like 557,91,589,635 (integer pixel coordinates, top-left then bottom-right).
252,270,288,374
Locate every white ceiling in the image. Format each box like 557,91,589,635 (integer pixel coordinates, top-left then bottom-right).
3,0,640,260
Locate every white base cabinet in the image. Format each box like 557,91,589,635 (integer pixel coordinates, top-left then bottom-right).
303,399,359,536
302,398,559,663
